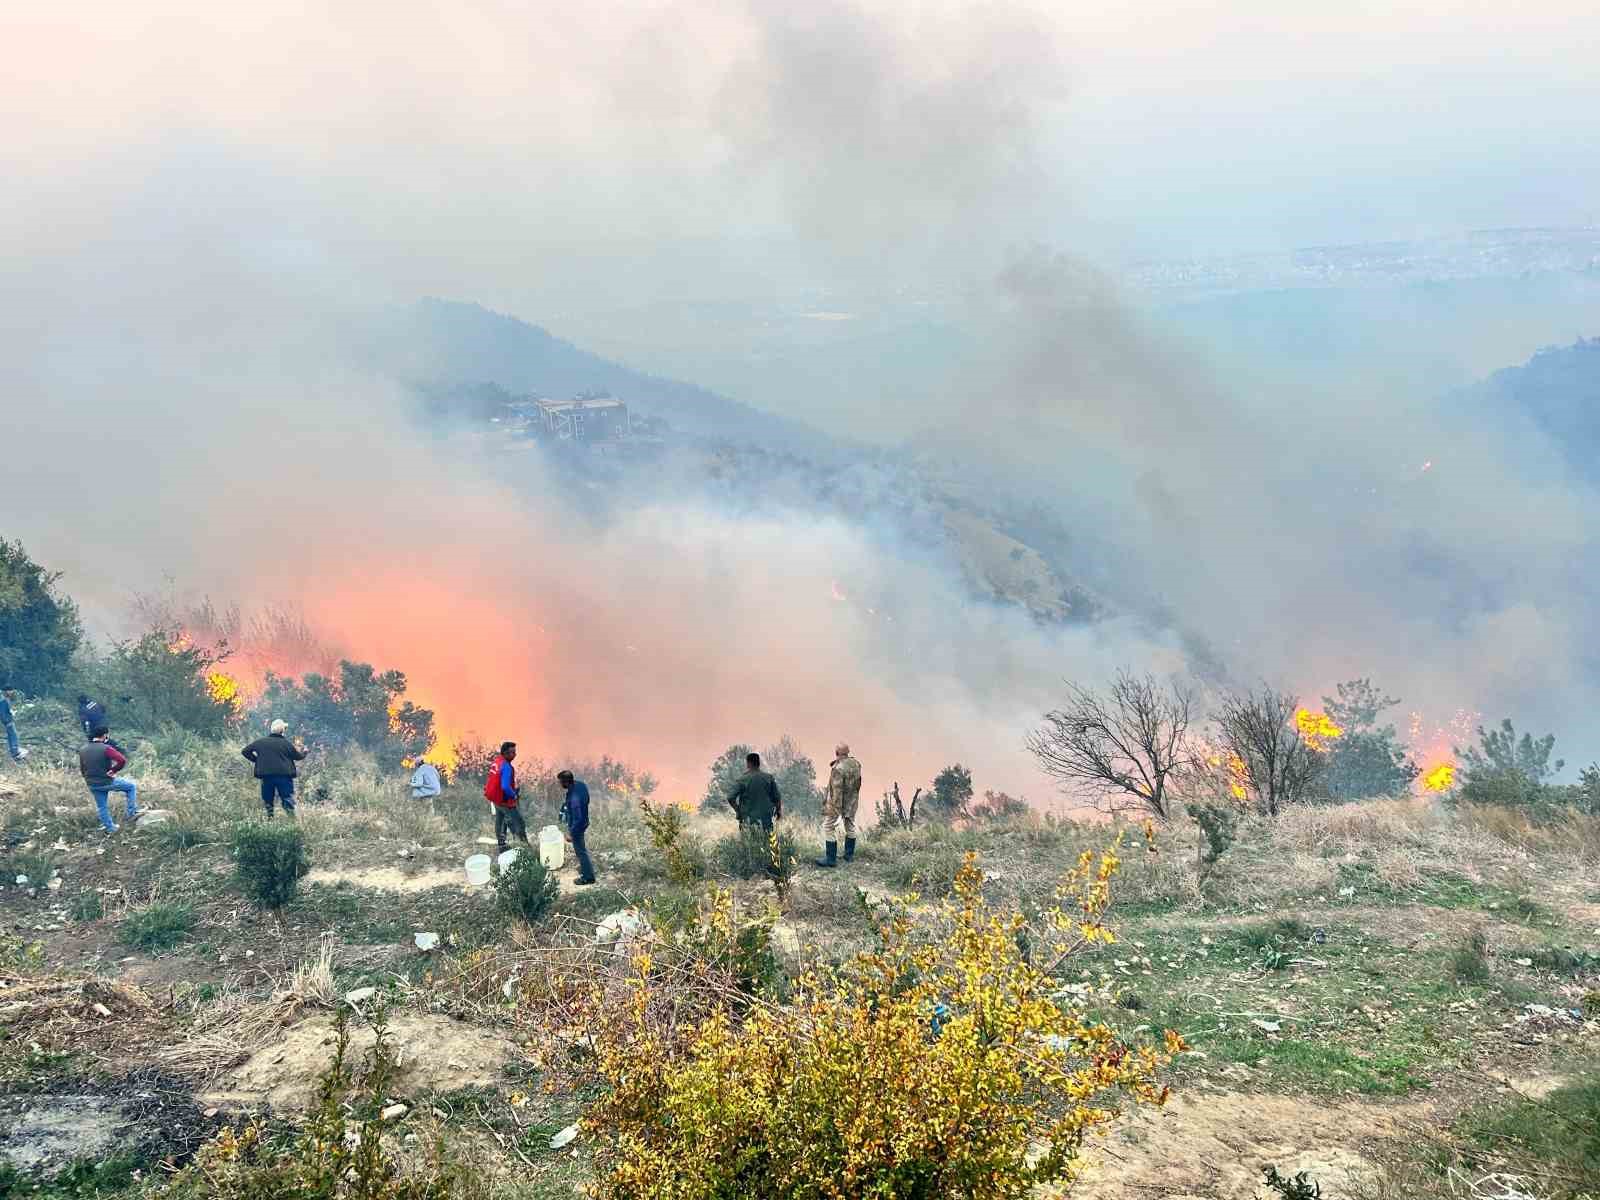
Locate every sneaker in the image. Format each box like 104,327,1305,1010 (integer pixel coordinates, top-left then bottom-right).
125,810,143,824
575,877,597,887
16,748,27,759
103,823,119,834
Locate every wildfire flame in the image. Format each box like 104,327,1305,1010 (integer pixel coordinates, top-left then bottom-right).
1203,749,1251,802
205,671,241,709
1294,708,1344,752
1421,762,1456,793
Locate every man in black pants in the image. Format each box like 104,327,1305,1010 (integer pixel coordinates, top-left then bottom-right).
241,719,308,817
557,770,596,886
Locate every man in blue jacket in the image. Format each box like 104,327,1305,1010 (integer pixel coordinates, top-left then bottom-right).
557,769,596,886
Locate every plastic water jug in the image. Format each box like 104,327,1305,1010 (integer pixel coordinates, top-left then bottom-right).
538,825,565,870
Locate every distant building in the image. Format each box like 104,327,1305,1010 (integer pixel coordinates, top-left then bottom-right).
533,396,631,447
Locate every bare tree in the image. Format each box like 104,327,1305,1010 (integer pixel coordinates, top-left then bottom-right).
1214,685,1323,816
1026,671,1196,820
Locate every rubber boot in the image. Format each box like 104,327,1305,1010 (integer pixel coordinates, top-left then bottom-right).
814,840,837,868
844,837,856,863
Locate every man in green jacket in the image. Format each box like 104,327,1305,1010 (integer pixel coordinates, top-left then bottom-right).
726,751,782,834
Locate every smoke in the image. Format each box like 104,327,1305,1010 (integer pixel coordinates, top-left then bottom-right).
4,0,1598,803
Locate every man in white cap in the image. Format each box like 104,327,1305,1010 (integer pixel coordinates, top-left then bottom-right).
815,742,863,868
241,719,308,817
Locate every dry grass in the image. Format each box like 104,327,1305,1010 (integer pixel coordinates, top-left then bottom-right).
1272,797,1437,853
1457,802,1600,862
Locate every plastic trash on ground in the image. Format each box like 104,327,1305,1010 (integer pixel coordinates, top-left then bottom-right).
538,825,564,870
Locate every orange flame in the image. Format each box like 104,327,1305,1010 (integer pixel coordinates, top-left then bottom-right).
1294,707,1344,752
1421,762,1456,793
205,671,241,709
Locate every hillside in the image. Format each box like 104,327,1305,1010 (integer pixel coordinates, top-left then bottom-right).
1461,337,1600,479
2,701,1597,1198
371,299,836,453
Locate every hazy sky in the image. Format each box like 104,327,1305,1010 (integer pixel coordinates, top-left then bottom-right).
7,0,1597,314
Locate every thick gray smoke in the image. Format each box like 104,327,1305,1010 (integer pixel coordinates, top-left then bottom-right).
3,0,1597,800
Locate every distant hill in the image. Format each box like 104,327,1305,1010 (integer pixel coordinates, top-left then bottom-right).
1463,337,1600,479
370,298,835,453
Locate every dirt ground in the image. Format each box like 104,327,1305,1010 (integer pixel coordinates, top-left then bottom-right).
203,1011,518,1112
1072,1088,1431,1200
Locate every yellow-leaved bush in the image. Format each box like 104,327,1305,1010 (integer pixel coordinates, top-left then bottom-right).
584,842,1181,1199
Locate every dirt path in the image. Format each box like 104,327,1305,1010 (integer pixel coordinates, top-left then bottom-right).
1071,1087,1432,1199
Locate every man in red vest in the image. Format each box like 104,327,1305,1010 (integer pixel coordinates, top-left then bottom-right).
484,740,530,855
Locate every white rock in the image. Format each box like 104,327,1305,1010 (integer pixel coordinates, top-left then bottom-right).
92,1002,112,1017
14,875,27,885
47,877,62,891
345,986,377,1005
1250,1018,1282,1034
381,1104,409,1122
1513,958,1533,967
413,932,439,952
52,839,69,852
595,909,646,951
1338,886,1355,897
549,1124,580,1150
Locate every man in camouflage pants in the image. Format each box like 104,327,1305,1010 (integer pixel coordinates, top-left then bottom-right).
815,742,862,868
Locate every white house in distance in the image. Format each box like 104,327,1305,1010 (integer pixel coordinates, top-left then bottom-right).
531,396,631,446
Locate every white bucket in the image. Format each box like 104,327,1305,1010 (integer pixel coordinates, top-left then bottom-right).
497,848,521,871
464,854,492,886
538,824,564,870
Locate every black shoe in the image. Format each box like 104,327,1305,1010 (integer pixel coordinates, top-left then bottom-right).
844,837,856,863
575,877,597,887
814,840,837,868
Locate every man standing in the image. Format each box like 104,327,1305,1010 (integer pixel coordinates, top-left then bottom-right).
557,770,597,886
726,751,782,835
80,725,139,833
1,690,26,762
410,756,443,801
241,719,308,818
77,694,107,740
816,742,863,868
484,741,530,854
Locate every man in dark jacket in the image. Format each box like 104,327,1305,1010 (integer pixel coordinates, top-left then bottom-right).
77,694,107,740
726,751,782,834
80,725,140,833
241,719,308,817
1,690,25,762
557,770,596,886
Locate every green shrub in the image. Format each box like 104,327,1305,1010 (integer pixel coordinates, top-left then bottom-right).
584,853,1174,1200
494,849,558,924
120,902,197,952
885,842,967,897
1262,1165,1321,1200
713,824,799,880
11,850,57,887
1185,801,1238,888
1447,928,1491,984
153,817,217,852
0,538,83,696
1457,1069,1600,1187
640,798,706,884
69,890,104,922
1235,919,1307,971
233,822,311,910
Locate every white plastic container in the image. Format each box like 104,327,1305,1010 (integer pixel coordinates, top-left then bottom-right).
538,825,564,870
464,854,492,886
497,848,521,871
